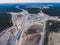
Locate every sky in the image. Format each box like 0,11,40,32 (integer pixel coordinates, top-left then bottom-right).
0,0,60,3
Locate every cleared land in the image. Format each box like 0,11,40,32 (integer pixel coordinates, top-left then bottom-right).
48,32,60,45
18,21,43,45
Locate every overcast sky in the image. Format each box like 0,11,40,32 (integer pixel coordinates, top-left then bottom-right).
0,0,60,3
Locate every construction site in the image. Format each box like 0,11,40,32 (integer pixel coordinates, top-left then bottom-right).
0,5,60,45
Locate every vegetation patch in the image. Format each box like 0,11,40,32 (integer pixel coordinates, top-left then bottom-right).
0,12,13,32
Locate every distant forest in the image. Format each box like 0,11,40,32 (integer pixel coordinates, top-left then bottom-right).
25,7,60,17
25,7,60,16
43,6,60,16
0,7,22,12
0,12,13,32
25,8,40,14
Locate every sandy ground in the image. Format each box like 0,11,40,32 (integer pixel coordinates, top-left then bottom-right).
0,26,17,45
48,32,60,45
18,21,43,45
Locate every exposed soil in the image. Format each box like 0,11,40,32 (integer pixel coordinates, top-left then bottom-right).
48,32,60,45
24,34,41,45
19,24,43,45
25,25,42,35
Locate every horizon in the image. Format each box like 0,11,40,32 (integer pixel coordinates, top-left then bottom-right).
0,0,60,3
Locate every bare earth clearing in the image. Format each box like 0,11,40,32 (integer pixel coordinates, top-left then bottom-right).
18,21,43,45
